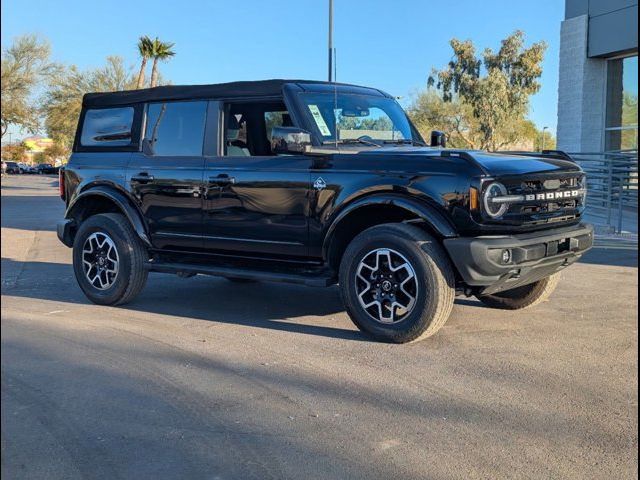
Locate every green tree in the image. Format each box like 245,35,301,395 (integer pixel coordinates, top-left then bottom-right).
135,36,154,89
33,151,47,164
149,38,175,88
43,141,70,164
43,56,137,147
534,128,557,151
1,34,52,138
428,31,546,151
1,142,28,162
407,89,481,148
622,92,638,150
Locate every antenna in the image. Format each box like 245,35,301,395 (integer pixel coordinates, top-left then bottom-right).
328,0,333,82
334,47,338,149
328,0,338,148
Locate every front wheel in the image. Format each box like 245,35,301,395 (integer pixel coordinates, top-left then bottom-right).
476,273,561,310
72,213,149,305
339,223,455,344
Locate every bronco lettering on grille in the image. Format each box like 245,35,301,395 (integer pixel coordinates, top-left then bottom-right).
525,190,581,201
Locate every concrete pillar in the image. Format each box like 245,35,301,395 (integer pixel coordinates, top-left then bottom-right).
557,14,608,153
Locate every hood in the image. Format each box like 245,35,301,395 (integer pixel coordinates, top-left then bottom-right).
460,151,581,176
354,147,582,176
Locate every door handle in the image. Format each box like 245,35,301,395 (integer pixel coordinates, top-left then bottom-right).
131,172,154,183
209,174,236,186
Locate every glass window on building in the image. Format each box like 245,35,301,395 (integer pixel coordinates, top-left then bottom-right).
605,56,638,152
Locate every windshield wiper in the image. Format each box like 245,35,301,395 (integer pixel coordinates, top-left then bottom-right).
323,138,382,148
383,139,414,145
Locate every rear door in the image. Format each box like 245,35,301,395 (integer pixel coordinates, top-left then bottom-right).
127,100,207,251
202,100,311,257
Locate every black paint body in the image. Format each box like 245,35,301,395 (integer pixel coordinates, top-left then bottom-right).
59,80,592,291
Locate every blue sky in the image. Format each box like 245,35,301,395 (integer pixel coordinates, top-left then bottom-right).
1,0,564,138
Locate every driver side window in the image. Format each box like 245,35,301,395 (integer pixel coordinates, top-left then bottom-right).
225,113,250,157
223,101,290,156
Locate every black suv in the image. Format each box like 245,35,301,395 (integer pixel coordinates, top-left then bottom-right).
57,80,593,343
37,163,57,174
2,161,21,174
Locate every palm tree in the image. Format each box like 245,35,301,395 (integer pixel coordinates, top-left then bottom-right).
135,36,153,89
149,37,175,88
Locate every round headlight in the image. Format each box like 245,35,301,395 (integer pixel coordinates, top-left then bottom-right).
483,182,509,218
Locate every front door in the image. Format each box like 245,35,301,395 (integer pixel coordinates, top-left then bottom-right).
203,101,311,257
128,100,208,251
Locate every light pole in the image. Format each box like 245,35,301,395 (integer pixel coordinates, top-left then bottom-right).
328,0,333,81
541,126,548,151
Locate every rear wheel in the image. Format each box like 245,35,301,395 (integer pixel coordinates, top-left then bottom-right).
72,213,148,305
339,223,455,343
476,273,561,310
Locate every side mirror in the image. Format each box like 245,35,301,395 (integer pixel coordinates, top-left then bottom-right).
430,130,447,148
271,126,312,154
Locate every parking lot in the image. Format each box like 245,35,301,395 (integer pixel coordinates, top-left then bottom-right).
1,174,637,479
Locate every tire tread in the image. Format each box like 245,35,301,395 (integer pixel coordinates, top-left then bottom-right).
73,213,148,305
339,223,455,343
477,273,561,310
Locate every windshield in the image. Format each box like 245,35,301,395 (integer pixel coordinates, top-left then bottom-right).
298,92,415,145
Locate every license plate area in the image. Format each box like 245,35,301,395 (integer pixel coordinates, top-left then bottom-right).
547,238,572,256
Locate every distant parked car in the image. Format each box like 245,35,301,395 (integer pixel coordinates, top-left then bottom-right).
24,165,38,174
2,161,21,174
37,163,56,174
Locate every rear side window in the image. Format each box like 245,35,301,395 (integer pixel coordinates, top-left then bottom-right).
80,107,134,146
144,101,207,156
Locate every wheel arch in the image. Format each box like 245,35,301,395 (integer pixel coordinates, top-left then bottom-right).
65,186,151,247
323,194,458,270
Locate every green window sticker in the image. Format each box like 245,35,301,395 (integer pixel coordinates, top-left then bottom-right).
308,105,332,137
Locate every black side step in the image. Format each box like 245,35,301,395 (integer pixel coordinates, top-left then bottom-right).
145,261,335,287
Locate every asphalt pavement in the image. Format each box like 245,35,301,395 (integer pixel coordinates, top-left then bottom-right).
1,174,638,479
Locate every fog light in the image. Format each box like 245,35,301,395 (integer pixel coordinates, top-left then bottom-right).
501,249,512,264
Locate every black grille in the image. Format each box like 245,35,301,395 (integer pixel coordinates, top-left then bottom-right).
495,173,585,226
514,176,580,194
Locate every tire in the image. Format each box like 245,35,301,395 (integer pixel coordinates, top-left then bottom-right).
476,273,561,310
339,223,455,344
72,213,148,306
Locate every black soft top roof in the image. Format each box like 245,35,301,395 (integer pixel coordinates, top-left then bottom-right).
82,79,388,108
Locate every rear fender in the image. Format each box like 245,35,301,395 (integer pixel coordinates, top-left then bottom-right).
65,186,151,247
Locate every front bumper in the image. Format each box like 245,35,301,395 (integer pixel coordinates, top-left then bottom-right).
443,223,594,295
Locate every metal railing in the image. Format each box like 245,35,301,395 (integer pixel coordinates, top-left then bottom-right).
569,150,638,234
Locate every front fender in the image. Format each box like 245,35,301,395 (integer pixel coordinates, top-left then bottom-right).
322,193,458,258
66,186,151,247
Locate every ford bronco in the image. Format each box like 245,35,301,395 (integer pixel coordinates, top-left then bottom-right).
57,80,593,343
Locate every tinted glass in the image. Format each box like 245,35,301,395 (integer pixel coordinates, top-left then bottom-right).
298,93,413,144
605,56,638,151
264,111,290,141
81,107,134,146
145,101,207,156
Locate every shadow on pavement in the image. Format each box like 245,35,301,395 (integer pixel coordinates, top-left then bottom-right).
1,257,367,342
0,333,404,480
